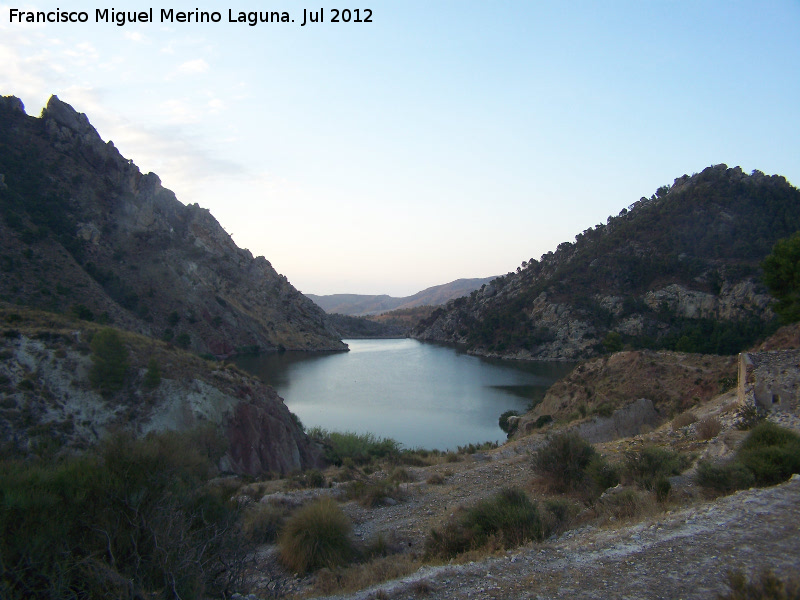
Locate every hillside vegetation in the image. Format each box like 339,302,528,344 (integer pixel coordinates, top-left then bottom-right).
413,165,799,359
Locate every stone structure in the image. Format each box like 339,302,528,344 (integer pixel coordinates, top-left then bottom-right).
738,351,800,412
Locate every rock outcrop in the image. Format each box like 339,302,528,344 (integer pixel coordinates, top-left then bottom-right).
516,350,737,434
0,95,345,356
0,312,323,475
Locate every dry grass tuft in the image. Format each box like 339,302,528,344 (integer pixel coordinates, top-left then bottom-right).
671,411,698,430
310,554,421,596
278,498,354,573
696,416,723,440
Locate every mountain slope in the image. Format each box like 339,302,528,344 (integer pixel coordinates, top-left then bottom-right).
0,95,345,356
0,305,323,474
412,165,799,359
307,277,496,316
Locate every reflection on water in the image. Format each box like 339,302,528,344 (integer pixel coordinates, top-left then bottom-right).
235,339,574,451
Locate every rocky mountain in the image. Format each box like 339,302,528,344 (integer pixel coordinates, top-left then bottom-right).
307,277,496,316
413,165,800,360
0,306,323,475
0,95,345,358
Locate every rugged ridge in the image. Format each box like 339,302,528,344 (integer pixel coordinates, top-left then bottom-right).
413,165,799,360
0,95,345,356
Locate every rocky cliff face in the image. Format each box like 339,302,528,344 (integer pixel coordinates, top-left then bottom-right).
515,350,737,436
413,165,798,360
0,95,345,356
0,308,323,475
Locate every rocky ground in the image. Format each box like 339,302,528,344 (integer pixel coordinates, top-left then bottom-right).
235,393,800,600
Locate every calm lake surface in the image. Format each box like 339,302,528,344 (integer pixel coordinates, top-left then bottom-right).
235,339,574,451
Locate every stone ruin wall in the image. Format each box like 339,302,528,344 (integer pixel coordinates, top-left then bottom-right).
738,350,800,413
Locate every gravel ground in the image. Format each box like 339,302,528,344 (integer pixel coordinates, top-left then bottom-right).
240,405,800,600
323,474,800,600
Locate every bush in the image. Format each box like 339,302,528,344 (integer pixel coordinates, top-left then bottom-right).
599,488,641,519
278,498,354,572
532,432,598,494
175,332,191,349
241,502,287,544
499,410,520,435
345,480,403,508
696,422,800,493
425,488,546,559
0,428,239,600
696,460,756,493
142,357,161,389
289,469,326,489
308,428,401,466
389,467,415,484
542,498,580,533
585,453,620,492
624,446,688,490
719,569,800,600
737,422,800,486
88,327,129,393
654,477,671,502
530,414,553,430
735,403,767,430
672,411,698,430
696,416,723,440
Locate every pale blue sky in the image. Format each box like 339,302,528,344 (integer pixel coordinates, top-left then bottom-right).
1,1,798,295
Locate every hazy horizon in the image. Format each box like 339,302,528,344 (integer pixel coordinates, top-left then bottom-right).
2,1,798,297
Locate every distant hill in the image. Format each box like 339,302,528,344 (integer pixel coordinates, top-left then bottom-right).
307,277,497,316
412,165,800,360
0,95,345,357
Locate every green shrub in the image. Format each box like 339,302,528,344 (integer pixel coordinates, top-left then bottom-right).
499,410,520,435
624,446,688,490
532,414,553,429
585,453,620,492
425,488,546,559
278,498,354,572
142,357,161,389
532,432,598,493
737,422,800,486
719,569,800,600
175,332,191,349
542,498,580,533
308,428,401,466
696,422,800,493
654,477,671,502
0,428,239,600
88,327,129,393
289,468,326,489
696,460,756,493
70,304,94,321
735,404,767,430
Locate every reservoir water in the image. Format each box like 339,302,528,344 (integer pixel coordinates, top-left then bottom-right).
235,339,574,451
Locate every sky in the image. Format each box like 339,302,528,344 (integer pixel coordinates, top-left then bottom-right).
1,1,799,296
